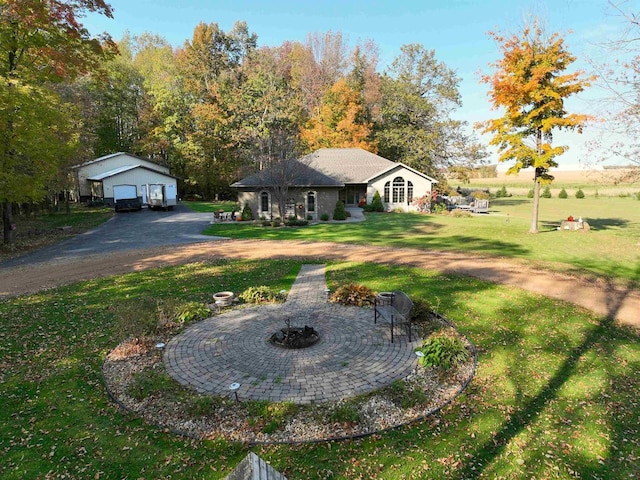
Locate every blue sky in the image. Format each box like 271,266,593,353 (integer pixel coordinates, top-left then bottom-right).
83,0,628,169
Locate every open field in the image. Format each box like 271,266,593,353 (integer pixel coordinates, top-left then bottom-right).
201,197,640,284
463,169,640,197
1,259,638,479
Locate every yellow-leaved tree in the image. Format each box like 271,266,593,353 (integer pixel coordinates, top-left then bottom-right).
478,22,593,233
301,78,377,152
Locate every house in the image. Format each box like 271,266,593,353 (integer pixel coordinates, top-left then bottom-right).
231,148,437,220
71,152,178,206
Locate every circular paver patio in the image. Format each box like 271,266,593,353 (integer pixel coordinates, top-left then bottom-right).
164,303,421,404
164,264,422,404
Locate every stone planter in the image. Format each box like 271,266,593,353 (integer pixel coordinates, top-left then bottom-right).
213,291,234,307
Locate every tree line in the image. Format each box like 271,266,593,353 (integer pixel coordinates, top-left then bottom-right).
79,25,487,200
2,0,638,243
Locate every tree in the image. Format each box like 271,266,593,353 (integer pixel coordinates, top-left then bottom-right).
175,21,258,199
478,22,592,233
0,0,114,244
375,44,483,177
89,35,146,156
300,78,376,151
586,1,640,182
232,45,304,172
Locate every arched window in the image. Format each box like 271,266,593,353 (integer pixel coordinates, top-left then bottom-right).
384,182,390,203
407,181,414,203
392,177,405,203
260,191,269,213
307,191,316,212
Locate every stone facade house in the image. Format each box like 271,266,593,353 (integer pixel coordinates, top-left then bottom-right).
231,148,437,220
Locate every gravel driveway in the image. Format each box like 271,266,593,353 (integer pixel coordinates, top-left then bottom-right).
0,204,225,268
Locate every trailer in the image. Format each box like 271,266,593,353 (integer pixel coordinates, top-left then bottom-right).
146,183,177,210
113,184,142,212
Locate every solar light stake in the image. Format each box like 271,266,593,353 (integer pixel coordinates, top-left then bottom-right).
229,382,240,402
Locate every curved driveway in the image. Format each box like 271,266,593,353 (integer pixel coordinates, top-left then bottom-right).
0,208,638,330
0,204,224,268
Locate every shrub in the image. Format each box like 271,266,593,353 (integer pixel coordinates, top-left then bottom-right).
558,187,568,199
285,218,308,227
411,298,445,337
495,185,508,198
432,203,448,214
333,200,348,220
306,214,313,220
635,191,640,201
575,188,585,199
370,190,384,212
320,213,330,221
329,283,376,307
527,188,534,198
449,208,472,218
241,204,253,221
174,302,211,324
470,190,490,200
239,286,284,304
542,185,552,198
415,334,469,370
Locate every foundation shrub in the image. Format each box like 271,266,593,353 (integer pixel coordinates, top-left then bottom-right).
333,200,347,220
370,190,384,212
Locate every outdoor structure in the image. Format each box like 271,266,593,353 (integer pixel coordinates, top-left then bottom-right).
224,453,287,480
231,148,437,220
71,153,178,207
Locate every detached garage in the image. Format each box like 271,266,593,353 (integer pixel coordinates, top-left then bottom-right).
72,152,178,208
87,165,178,207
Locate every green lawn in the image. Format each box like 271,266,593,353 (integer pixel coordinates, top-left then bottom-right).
0,205,113,262
199,196,640,283
183,200,239,212
1,259,638,479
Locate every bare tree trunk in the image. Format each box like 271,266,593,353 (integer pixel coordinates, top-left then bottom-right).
529,173,541,234
2,200,15,244
529,129,543,234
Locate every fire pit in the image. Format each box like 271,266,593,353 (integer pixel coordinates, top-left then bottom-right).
270,324,319,349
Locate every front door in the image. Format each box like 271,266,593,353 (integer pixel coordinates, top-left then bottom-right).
344,186,366,206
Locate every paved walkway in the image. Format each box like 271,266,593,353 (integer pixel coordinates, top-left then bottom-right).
164,264,421,404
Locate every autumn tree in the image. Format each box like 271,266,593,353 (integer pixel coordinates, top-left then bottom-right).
479,23,592,233
176,21,258,199
376,44,481,177
301,78,376,151
231,45,305,174
0,0,114,244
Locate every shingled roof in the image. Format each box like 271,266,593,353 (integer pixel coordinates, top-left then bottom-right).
230,159,344,188
231,148,436,188
302,148,396,183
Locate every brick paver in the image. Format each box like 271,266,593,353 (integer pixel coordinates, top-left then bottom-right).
164,264,421,404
